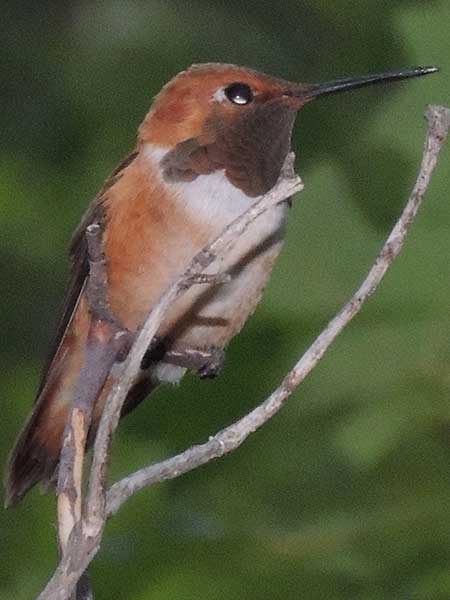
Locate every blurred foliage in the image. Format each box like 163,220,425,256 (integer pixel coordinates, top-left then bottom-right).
1,1,450,599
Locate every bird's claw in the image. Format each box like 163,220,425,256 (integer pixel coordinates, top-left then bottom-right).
163,346,225,379
196,347,225,379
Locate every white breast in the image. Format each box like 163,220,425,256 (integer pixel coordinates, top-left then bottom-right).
142,143,289,380
143,143,286,244
143,143,256,226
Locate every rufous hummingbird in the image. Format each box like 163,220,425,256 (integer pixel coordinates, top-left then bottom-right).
5,62,437,506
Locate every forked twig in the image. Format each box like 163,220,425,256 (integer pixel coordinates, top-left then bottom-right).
39,106,450,600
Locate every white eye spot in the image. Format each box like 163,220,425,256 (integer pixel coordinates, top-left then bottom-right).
213,87,228,103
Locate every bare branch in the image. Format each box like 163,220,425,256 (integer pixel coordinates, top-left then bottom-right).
55,223,127,599
106,105,450,516
38,105,450,600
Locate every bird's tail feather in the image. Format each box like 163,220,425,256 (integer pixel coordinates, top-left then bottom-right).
5,351,157,507
5,391,61,507
5,327,90,506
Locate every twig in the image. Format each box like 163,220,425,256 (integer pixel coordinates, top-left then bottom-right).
84,224,114,322
56,223,127,599
105,105,450,515
38,105,450,599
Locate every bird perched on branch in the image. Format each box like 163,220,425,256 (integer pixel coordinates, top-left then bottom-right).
5,62,437,506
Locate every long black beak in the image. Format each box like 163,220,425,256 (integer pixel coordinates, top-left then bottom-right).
293,66,438,101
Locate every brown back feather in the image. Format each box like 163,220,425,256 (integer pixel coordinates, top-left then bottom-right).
5,151,140,506
36,151,138,398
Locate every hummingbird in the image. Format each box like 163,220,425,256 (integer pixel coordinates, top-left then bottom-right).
5,62,437,506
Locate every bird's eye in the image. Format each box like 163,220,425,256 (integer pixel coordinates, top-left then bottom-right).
224,82,253,105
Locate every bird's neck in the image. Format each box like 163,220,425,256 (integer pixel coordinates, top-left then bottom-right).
142,143,257,232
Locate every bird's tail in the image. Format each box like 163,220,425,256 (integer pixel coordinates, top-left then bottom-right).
5,402,59,507
5,328,90,507
5,334,157,507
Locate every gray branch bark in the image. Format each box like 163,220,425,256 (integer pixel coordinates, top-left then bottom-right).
38,105,450,600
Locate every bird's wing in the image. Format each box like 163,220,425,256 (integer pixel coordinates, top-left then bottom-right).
35,150,139,398
5,151,140,506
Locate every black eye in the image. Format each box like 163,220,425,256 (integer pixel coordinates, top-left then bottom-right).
224,82,253,105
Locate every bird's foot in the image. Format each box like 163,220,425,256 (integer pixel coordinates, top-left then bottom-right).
164,346,225,379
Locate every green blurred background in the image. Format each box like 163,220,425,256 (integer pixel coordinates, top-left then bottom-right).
2,2,450,598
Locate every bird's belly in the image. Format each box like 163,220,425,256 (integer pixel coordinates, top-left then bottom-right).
158,202,287,350
105,157,289,383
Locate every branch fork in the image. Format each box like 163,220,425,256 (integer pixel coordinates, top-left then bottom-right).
39,106,450,600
